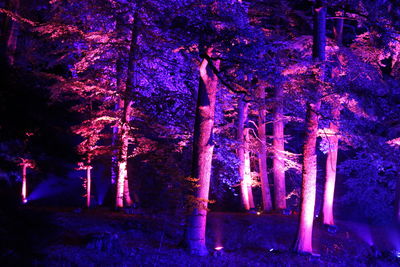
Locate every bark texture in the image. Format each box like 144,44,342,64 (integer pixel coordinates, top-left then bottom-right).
86,166,92,208
238,99,254,210
322,106,340,225
186,50,219,256
21,163,27,203
294,0,326,254
115,10,139,208
257,87,273,211
273,85,286,210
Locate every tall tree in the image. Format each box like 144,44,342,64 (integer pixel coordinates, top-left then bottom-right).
321,13,344,226
272,84,286,210
257,86,273,211
185,46,219,256
237,98,255,210
294,0,326,254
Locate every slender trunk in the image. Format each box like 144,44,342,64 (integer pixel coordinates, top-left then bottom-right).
244,128,255,209
186,49,219,256
124,173,133,206
21,164,27,203
111,111,119,185
86,166,92,208
322,107,340,225
273,85,286,210
238,99,251,210
257,87,273,211
333,11,344,46
295,0,326,254
321,11,344,225
5,0,19,65
115,10,139,208
116,112,131,208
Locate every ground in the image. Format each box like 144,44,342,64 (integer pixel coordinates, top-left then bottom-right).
1,206,399,266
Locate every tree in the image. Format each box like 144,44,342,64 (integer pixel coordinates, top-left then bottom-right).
294,0,326,254
257,86,273,211
237,97,255,210
185,47,219,256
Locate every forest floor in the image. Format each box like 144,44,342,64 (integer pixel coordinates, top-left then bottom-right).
1,206,400,267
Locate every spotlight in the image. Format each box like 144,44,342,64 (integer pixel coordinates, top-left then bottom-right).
213,246,224,257
257,211,261,215
22,198,28,204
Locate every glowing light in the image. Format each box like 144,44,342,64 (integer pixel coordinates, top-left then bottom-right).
22,198,27,204
269,248,274,252
257,211,261,215
214,246,223,251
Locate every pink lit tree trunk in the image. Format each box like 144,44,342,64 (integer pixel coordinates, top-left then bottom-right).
5,0,19,65
294,0,326,254
273,85,286,210
237,99,254,210
244,127,255,209
115,11,139,209
21,163,27,203
321,13,343,226
86,165,92,208
257,87,273,211
322,107,340,225
20,158,34,203
185,48,219,256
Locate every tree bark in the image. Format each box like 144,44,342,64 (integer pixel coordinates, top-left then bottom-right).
321,11,344,225
322,107,340,225
244,127,255,209
294,0,326,254
273,85,286,210
185,49,219,256
86,166,92,208
237,99,254,210
5,0,19,65
21,163,27,203
115,10,139,209
257,87,273,211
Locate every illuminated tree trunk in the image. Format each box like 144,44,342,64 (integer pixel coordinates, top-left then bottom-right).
21,163,27,203
294,0,326,254
186,49,219,256
273,85,286,210
244,128,255,209
115,10,139,209
257,87,273,211
322,107,340,225
321,12,343,225
86,166,92,208
5,0,19,65
111,116,118,185
237,99,254,210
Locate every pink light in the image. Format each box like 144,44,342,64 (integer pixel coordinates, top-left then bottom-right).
22,198,27,204
214,246,223,251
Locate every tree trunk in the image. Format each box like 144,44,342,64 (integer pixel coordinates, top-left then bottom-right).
124,173,133,206
257,87,273,211
244,127,255,209
21,164,27,203
115,10,139,209
273,85,286,210
185,49,219,256
294,0,326,254
321,11,343,225
238,99,253,210
86,166,92,208
333,11,344,46
5,0,19,65
322,106,340,225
